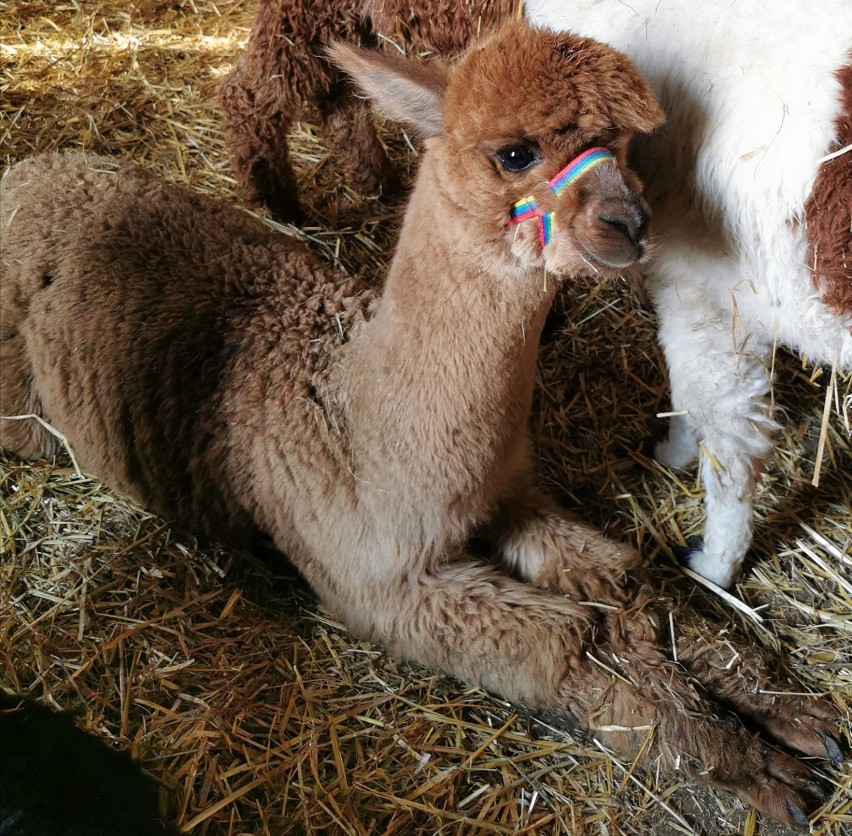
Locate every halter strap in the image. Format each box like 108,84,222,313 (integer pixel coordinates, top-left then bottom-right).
508,147,615,248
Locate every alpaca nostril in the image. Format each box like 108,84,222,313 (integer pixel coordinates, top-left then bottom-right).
598,210,647,244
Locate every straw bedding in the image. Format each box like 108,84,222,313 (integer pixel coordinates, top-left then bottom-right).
1,2,850,834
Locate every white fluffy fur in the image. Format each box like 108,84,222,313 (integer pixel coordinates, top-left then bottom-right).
527,0,852,587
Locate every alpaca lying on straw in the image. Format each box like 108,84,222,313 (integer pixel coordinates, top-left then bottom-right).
217,0,517,220
526,0,852,588
1,23,842,826
224,0,851,588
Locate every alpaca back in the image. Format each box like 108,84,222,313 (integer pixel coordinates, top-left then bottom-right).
226,0,514,113
0,154,370,540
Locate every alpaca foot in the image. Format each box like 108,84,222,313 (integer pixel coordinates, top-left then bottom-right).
730,745,823,828
534,536,640,607
537,559,632,606
673,618,844,762
573,668,829,828
675,536,742,588
490,499,642,607
671,534,704,564
590,602,840,827
740,694,843,763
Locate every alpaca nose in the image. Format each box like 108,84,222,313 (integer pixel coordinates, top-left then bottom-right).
598,200,648,245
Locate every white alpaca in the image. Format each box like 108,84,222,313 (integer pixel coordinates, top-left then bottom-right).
527,0,852,587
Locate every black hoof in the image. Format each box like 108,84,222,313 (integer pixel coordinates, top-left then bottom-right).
821,733,844,765
640,434,658,459
672,535,704,562
786,800,810,828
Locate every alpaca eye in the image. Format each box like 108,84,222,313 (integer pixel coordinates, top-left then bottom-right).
497,143,541,173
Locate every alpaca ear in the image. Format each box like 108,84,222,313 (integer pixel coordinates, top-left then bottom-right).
607,70,665,134
329,42,448,138
613,88,665,135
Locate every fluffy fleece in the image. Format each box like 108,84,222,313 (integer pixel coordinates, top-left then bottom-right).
217,0,518,220
1,22,842,827
527,0,852,588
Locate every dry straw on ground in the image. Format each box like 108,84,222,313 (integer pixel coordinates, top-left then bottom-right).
1,2,850,834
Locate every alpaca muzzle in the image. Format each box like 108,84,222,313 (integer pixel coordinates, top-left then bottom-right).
576,174,650,269
508,147,615,248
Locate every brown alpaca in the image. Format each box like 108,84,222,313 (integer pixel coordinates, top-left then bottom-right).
218,0,518,220
1,23,841,827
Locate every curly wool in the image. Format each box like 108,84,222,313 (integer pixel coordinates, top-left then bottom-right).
217,0,517,220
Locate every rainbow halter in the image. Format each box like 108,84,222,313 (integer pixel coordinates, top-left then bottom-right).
508,147,615,248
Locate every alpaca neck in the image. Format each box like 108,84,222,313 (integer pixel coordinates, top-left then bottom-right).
344,152,557,534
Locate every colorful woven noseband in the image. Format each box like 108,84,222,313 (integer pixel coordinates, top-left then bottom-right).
508,147,615,248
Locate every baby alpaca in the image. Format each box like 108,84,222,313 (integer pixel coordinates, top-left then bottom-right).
218,0,516,220
526,0,852,588
1,23,841,826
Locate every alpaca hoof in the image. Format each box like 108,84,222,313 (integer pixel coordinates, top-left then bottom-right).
676,539,741,588
821,733,844,765
749,695,842,762
672,535,704,561
786,800,810,829
734,748,823,827
639,426,666,459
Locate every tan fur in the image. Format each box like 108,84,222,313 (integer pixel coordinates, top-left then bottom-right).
1,23,839,827
805,59,852,316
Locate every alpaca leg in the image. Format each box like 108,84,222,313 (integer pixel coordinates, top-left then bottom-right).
655,411,699,469
672,613,843,763
486,475,641,604
654,281,778,588
319,94,402,200
482,479,838,815
0,357,68,465
323,555,822,826
0,283,29,452
577,584,825,825
0,335,52,458
218,65,303,222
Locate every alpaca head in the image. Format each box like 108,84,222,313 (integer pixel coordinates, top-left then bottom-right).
330,20,664,278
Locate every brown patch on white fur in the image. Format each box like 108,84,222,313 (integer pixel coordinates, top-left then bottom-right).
805,59,852,318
